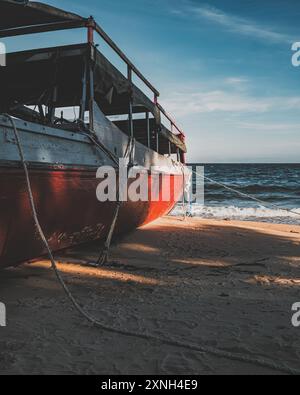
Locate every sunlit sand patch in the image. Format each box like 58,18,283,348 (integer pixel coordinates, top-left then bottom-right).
247,275,300,287
30,260,163,286
282,256,300,267
116,243,160,254
172,258,231,268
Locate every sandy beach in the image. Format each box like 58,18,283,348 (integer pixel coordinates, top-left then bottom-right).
1,216,300,375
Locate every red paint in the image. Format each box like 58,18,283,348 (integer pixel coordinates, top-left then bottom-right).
0,167,184,268
87,17,95,44
87,26,94,44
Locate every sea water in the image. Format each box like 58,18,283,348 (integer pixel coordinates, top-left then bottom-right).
172,163,300,225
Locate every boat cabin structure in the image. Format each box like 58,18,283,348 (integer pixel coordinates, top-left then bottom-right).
0,0,189,268
0,0,187,162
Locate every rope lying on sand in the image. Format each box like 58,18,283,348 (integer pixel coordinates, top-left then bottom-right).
5,114,300,375
191,169,300,218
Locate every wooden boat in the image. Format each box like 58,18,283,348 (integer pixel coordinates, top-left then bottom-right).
0,0,188,268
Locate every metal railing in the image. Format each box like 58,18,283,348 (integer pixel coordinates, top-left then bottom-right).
0,7,185,145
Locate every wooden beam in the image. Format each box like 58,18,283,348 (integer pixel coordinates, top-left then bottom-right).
0,20,87,38
27,2,85,23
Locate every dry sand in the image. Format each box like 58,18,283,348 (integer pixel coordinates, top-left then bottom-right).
0,216,300,375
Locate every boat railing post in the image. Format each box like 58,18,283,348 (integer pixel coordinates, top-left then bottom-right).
146,111,150,148
154,94,159,153
80,58,87,122
170,122,175,157
86,17,96,130
87,16,95,45
89,58,95,130
38,104,45,122
47,86,58,123
180,135,186,164
128,65,134,138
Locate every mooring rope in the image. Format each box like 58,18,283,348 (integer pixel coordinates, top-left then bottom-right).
5,114,300,375
181,168,187,221
191,169,300,218
83,131,119,166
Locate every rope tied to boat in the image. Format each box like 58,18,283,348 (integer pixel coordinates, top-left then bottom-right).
78,124,136,266
96,135,136,266
5,114,300,376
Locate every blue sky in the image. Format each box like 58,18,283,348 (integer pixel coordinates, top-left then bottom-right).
4,0,300,162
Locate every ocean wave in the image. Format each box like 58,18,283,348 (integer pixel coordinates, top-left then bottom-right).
171,205,300,224
197,183,300,194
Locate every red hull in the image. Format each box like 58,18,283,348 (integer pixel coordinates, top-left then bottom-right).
0,166,183,267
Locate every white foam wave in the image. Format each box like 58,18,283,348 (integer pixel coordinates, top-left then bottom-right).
171,205,300,224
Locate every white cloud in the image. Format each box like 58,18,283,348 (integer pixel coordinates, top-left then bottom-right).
161,89,300,117
224,77,248,85
237,121,300,132
177,4,294,45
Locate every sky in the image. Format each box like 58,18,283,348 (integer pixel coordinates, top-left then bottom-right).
3,0,300,162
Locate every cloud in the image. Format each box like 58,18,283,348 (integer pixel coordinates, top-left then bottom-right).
175,4,294,45
161,89,300,117
224,77,248,85
237,121,300,132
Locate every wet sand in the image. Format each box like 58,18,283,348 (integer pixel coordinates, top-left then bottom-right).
0,216,300,375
